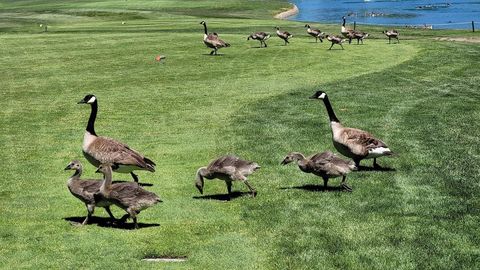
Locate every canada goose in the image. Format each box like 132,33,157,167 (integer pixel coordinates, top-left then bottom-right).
346,30,369,44
383,29,399,44
275,26,293,45
325,35,345,50
247,32,271,47
65,160,116,225
200,21,230,55
341,16,354,38
281,151,356,191
310,90,394,168
95,164,162,229
78,94,156,183
305,24,324,43
195,155,260,199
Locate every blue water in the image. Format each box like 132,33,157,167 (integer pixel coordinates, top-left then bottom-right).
290,0,480,29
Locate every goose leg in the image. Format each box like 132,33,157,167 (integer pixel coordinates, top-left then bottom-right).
340,176,352,192
340,43,344,50
397,37,400,44
83,204,94,225
388,37,391,44
226,180,232,199
329,43,334,50
210,50,215,55
104,206,116,222
131,172,139,182
353,158,361,168
264,41,267,48
243,180,257,197
322,177,329,190
373,158,382,169
127,209,138,229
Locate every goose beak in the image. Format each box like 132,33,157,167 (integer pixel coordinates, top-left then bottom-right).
77,99,86,104
280,159,287,165
95,168,100,173
309,94,317,99
64,165,72,170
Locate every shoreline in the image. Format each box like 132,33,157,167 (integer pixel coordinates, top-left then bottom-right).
274,3,299,19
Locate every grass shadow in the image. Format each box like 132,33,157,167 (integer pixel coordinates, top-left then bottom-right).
64,216,160,230
357,165,396,172
110,180,154,187
280,184,346,192
192,191,251,201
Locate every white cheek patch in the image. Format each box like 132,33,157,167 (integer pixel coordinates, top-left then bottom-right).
87,96,96,104
319,93,326,99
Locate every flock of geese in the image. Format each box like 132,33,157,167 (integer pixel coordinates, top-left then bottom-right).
66,90,394,229
65,17,397,230
201,17,400,54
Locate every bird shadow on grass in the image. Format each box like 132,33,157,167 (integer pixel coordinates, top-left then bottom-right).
202,53,225,56
357,165,396,172
280,184,345,192
64,216,159,230
110,180,153,187
192,191,251,201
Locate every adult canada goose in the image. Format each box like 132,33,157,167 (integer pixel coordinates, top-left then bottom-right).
247,32,271,47
95,164,162,229
78,94,156,183
305,24,324,43
275,26,293,45
195,155,260,199
325,35,345,50
341,16,354,38
281,151,356,191
65,160,116,225
346,31,369,44
383,29,399,44
200,21,230,55
310,90,394,168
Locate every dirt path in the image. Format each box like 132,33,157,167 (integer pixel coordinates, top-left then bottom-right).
274,4,299,19
436,37,480,43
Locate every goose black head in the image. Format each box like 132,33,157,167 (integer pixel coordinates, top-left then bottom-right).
309,90,327,100
305,24,310,28
200,21,206,25
275,26,280,30
78,94,96,104
64,160,81,170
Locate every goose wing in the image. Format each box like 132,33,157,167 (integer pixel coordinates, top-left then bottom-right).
342,128,388,156
309,152,353,176
205,34,229,48
86,136,155,170
79,180,102,193
110,183,160,205
207,155,254,177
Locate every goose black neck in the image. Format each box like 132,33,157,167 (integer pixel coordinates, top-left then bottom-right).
86,101,98,136
322,96,340,123
203,23,208,35
342,18,346,27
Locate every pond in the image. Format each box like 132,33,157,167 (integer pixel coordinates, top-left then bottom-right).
289,0,480,29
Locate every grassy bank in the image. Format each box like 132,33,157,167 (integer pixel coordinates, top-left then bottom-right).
0,0,479,269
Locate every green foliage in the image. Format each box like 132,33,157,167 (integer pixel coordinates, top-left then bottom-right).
0,0,479,269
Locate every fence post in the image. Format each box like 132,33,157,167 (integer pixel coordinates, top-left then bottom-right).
472,21,475,32
354,21,356,30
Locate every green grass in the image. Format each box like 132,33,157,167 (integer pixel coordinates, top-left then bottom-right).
1,0,479,269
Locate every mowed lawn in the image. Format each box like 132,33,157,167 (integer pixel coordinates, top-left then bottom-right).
1,0,479,269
